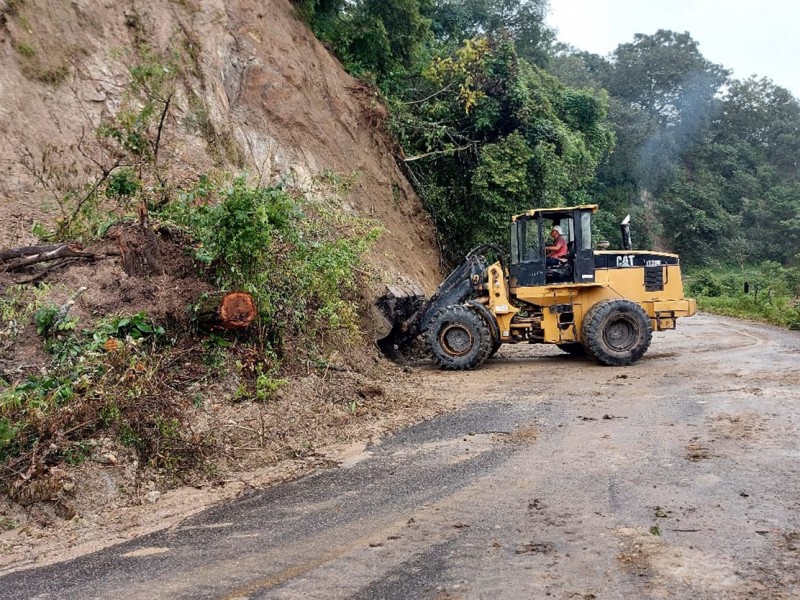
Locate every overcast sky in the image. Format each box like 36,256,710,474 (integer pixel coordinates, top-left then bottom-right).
546,0,800,98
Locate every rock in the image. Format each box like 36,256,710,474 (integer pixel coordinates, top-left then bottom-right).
145,491,161,504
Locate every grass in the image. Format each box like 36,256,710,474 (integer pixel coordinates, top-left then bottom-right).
697,295,800,330
13,41,35,57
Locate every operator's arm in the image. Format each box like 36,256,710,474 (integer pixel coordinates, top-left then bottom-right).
546,237,566,254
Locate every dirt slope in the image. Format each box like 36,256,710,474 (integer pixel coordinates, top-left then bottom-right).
0,0,448,562
0,0,441,290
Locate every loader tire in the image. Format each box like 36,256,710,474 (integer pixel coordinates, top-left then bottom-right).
467,300,501,359
427,305,492,370
581,299,652,366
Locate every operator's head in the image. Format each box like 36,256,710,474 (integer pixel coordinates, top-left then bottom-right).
551,225,563,239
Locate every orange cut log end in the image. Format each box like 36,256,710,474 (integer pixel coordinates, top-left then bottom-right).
218,292,257,329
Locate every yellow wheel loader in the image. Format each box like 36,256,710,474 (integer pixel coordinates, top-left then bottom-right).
377,205,696,369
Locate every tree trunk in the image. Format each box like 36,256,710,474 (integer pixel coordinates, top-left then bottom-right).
116,224,163,277
195,292,257,330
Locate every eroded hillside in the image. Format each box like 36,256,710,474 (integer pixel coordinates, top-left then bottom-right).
0,0,441,290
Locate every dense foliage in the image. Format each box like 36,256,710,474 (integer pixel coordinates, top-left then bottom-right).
296,0,799,319
686,264,800,330
550,31,800,269
296,0,611,260
165,177,380,347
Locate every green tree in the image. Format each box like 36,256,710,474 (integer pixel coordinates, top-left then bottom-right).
546,32,743,256
430,0,553,65
607,30,729,129
297,0,433,83
713,77,800,179
394,38,613,259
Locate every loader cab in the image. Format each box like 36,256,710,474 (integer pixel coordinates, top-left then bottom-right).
509,205,597,287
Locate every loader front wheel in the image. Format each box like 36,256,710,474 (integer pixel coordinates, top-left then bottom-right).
581,299,652,366
427,305,492,370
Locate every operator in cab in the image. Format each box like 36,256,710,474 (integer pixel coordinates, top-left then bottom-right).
545,225,567,266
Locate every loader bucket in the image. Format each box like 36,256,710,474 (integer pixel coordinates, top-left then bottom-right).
376,285,426,356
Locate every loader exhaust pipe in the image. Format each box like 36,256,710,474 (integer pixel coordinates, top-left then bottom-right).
621,214,632,251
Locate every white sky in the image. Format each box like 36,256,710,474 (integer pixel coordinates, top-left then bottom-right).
546,0,800,98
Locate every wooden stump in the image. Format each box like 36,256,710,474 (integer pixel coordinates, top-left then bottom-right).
116,224,164,277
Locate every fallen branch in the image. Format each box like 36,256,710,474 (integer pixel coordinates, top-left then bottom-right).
0,243,95,271
13,258,83,284
0,245,65,261
403,144,474,162
399,83,453,105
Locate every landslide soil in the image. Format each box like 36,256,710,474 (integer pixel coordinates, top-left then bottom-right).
0,0,446,573
0,0,441,291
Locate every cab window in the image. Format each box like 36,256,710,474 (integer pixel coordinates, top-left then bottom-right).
524,219,540,261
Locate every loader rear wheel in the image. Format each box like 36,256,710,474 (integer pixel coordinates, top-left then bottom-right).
427,305,492,370
581,299,652,366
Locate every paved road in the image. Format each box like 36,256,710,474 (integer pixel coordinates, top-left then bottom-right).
2,314,799,599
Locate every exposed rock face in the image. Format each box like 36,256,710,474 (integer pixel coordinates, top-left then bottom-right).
0,0,441,290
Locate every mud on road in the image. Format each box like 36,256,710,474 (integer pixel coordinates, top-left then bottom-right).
1,313,799,599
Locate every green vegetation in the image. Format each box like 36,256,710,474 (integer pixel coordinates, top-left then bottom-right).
0,285,50,352
686,264,800,330
392,40,612,258
295,0,609,261
550,30,800,324
0,309,185,476
3,41,381,492
165,176,380,349
3,177,377,489
13,41,35,57
295,1,798,319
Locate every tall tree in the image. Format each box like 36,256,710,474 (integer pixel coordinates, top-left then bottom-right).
607,30,729,129
714,77,800,179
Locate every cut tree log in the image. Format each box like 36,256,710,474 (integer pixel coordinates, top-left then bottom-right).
0,243,94,270
195,292,257,330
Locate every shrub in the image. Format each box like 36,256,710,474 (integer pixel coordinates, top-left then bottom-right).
164,177,380,356
687,263,800,330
